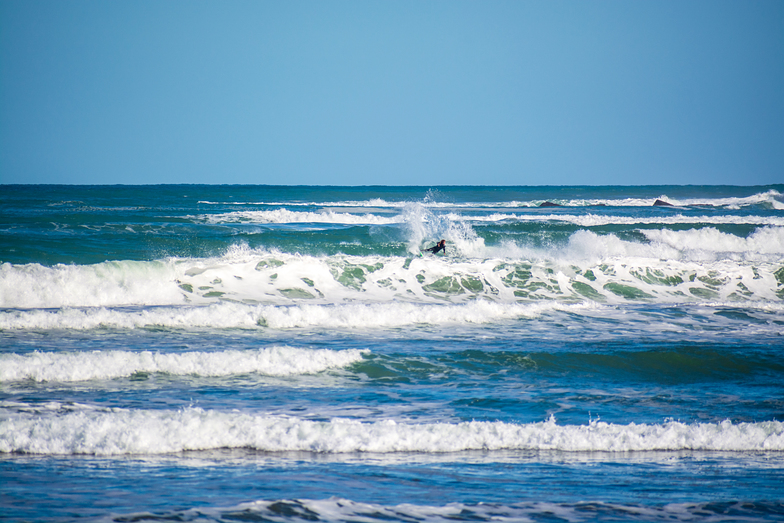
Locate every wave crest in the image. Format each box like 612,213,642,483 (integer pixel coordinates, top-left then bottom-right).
0,347,368,383
1,407,782,455
2,227,782,312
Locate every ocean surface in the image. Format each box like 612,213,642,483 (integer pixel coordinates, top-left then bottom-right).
1,184,783,522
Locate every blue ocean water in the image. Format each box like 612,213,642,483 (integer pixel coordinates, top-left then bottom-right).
1,185,784,522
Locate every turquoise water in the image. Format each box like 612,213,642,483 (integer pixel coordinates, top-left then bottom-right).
1,185,784,522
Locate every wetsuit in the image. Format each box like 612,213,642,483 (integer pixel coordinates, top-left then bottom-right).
426,242,446,254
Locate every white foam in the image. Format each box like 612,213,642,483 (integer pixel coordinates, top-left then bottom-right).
668,189,784,210
2,226,782,315
4,299,782,337
642,226,784,259
1,255,782,331
475,213,784,227
193,190,784,210
533,190,784,209
196,208,784,228
0,303,255,330
0,347,368,383
552,228,784,263
0,260,185,309
1,407,781,455
197,198,401,208
199,209,400,225
0,301,593,331
156,498,781,523
255,301,587,329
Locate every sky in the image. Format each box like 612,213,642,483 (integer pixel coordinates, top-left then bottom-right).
0,0,782,186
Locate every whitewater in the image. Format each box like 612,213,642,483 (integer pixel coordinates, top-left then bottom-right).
1,184,783,522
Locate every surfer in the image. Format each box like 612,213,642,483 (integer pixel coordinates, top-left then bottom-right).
425,239,446,255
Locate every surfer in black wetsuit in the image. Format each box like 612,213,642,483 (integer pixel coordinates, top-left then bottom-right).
425,239,446,254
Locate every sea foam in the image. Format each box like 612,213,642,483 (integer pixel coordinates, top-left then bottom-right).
1,406,782,455
0,347,368,382
0,301,593,331
2,226,782,313
194,189,783,210
200,209,400,225
102,498,784,523
476,214,784,227
0,260,185,309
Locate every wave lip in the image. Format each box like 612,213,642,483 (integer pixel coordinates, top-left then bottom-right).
1,408,782,456
0,347,368,383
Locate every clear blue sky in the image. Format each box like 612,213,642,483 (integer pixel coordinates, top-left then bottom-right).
1,0,782,186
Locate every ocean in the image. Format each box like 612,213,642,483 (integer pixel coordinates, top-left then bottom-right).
1,184,783,522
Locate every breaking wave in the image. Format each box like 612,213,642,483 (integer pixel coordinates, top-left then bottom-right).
101,498,784,523
1,405,782,455
1,237,782,313
199,209,400,225
194,189,784,210
0,347,368,382
0,301,592,331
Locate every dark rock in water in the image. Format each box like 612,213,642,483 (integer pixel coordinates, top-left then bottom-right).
653,199,674,207
539,201,562,207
